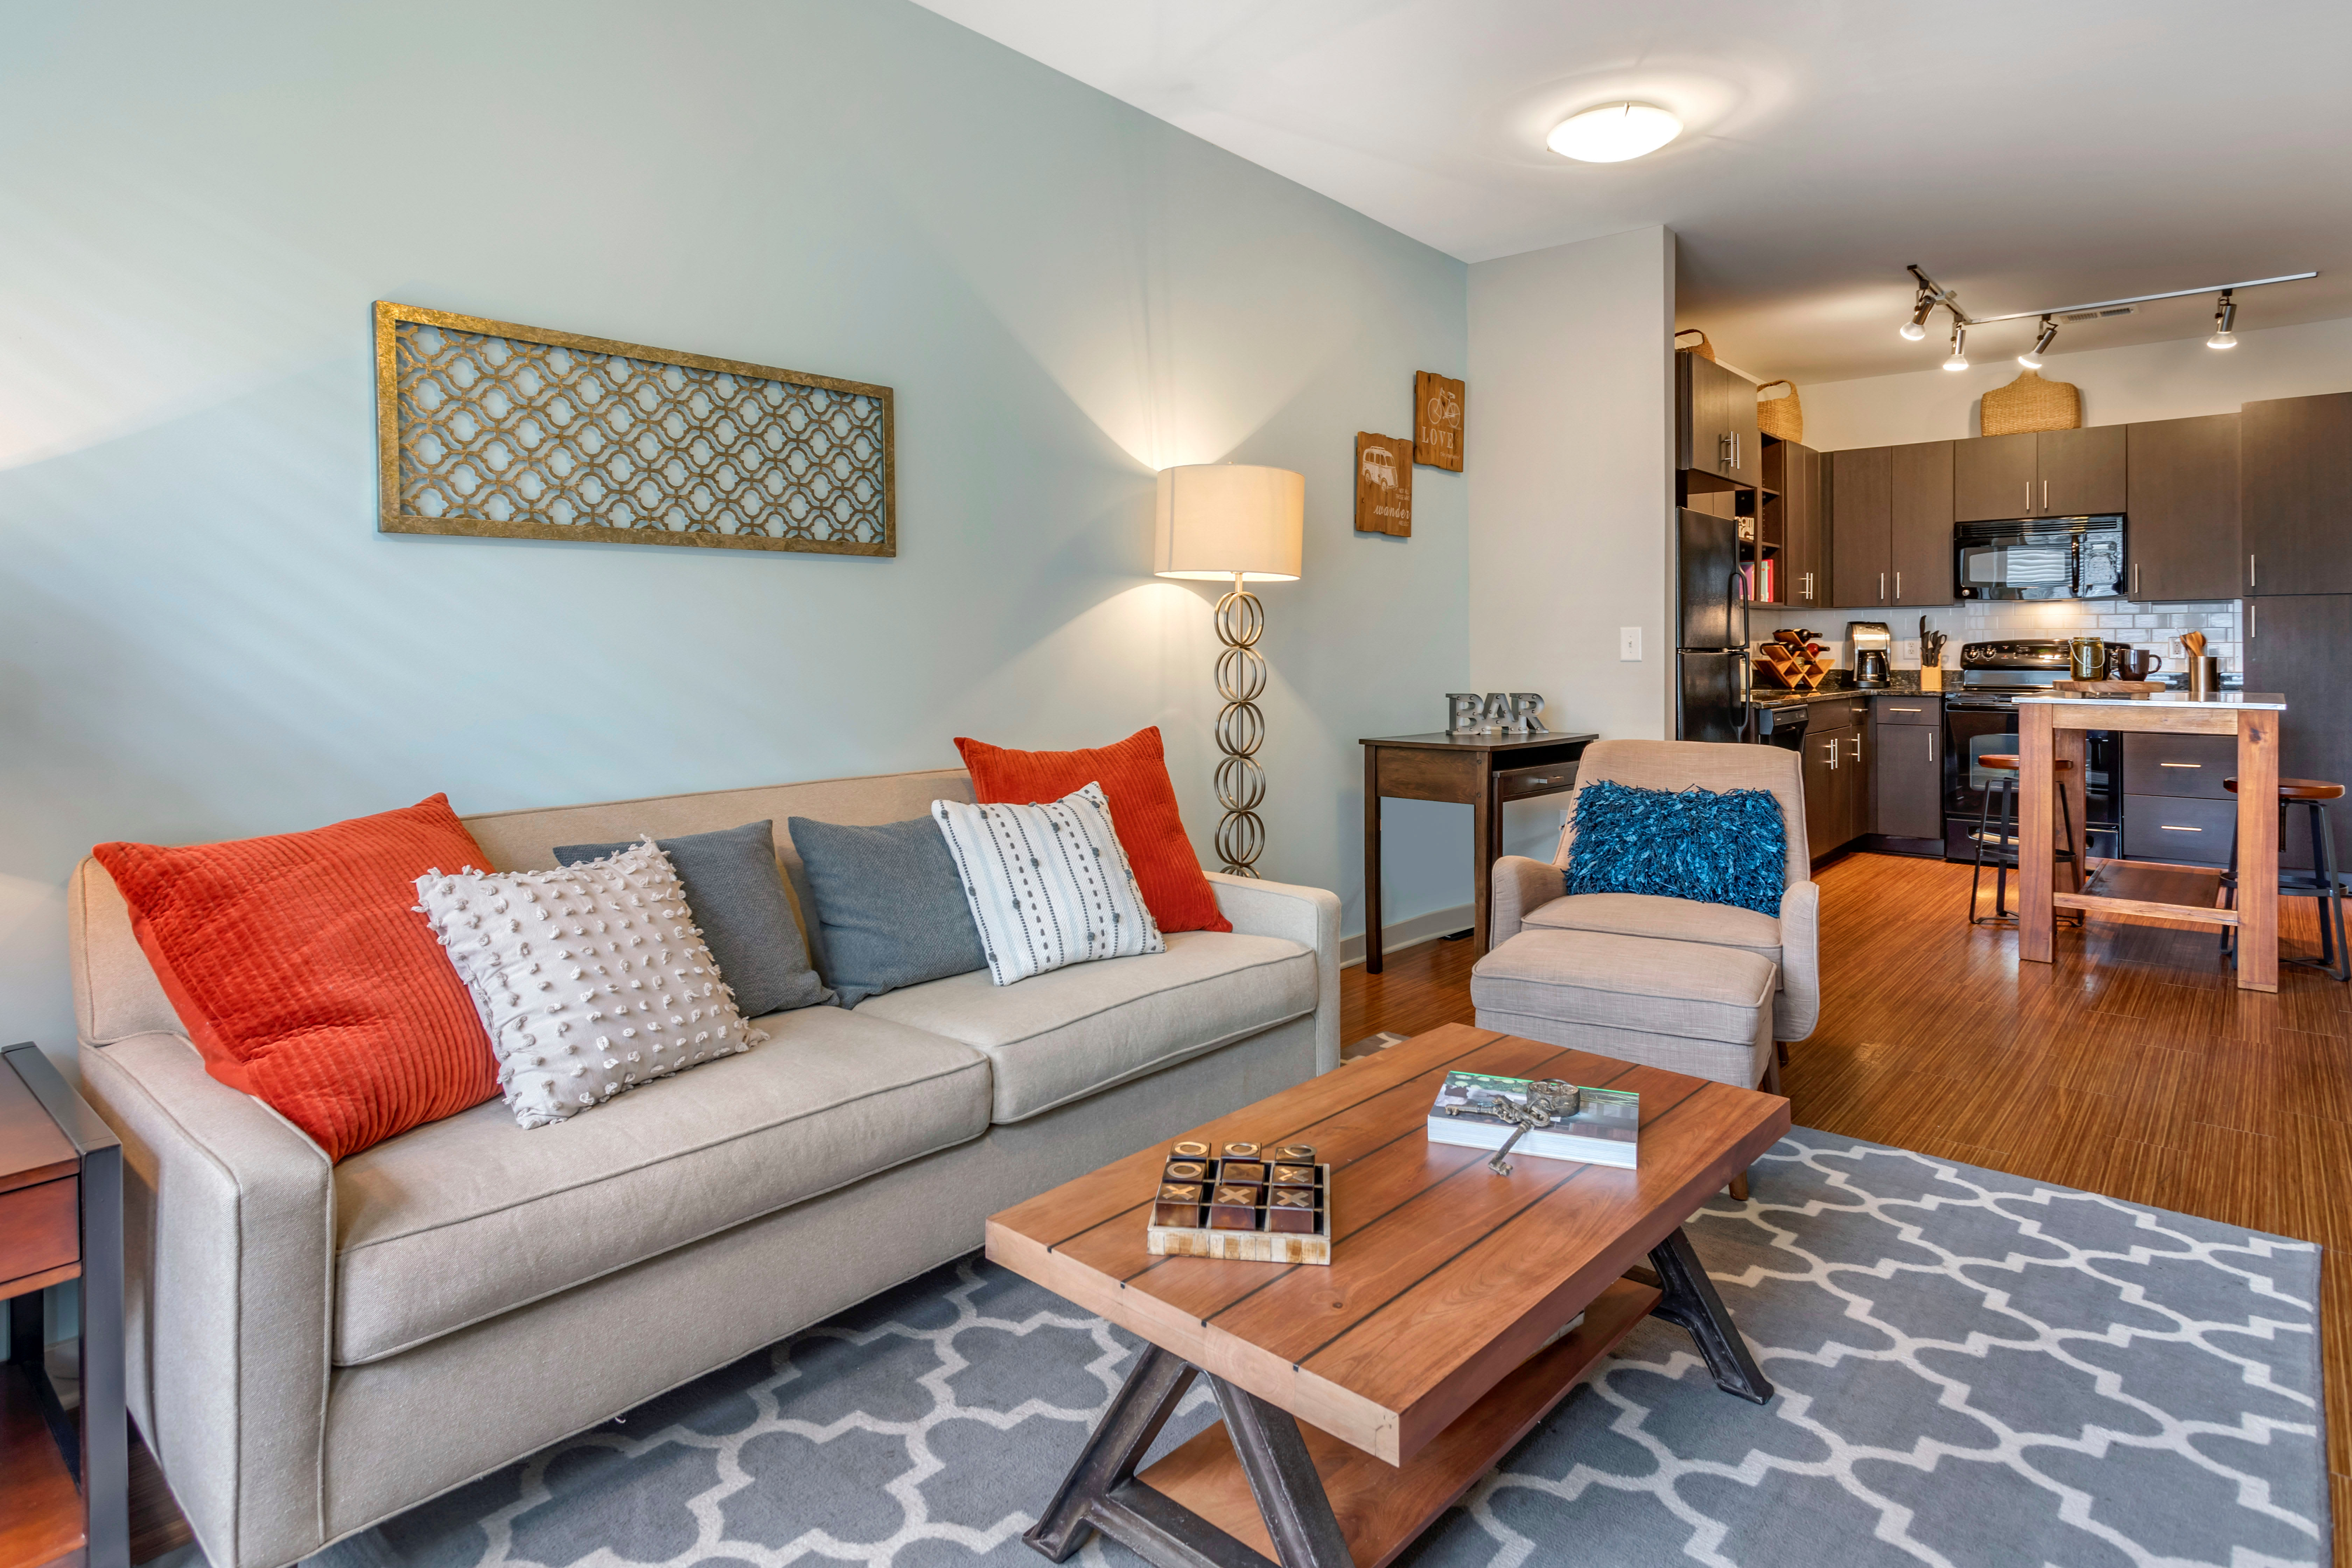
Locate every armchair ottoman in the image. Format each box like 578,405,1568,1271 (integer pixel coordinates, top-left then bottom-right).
1472,740,1817,1194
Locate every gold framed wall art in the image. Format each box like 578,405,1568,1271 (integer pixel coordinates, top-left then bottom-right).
374,301,895,556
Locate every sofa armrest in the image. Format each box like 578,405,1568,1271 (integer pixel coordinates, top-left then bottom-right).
77,1034,334,1568
1208,872,1341,1075
1774,880,1821,1044
1490,856,1566,946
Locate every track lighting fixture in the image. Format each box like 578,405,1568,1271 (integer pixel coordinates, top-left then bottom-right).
2207,289,2238,349
2017,316,2057,369
1897,265,2314,358
1899,289,1935,341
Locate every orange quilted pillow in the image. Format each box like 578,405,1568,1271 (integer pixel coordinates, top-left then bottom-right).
92,795,502,1161
953,727,1231,934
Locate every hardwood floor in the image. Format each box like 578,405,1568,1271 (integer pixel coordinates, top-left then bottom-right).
1343,848,2352,1563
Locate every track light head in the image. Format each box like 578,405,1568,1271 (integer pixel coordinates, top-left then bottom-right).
2018,315,2058,369
2208,289,2238,349
1900,289,1935,341
1942,322,1969,371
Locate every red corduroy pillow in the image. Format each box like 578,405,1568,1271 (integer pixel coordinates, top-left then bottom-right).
92,794,502,1161
953,727,1231,934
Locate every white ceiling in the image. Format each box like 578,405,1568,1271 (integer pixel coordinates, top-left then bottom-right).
911,0,2352,383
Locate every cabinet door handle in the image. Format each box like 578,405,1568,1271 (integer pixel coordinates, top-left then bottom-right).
2025,479,2032,512
1848,736,1862,760
1895,571,1903,598
2042,478,2049,511
1879,571,1886,601
1889,706,1921,712
2158,761,2202,769
2251,601,2258,638
1824,741,1838,771
2249,552,2257,587
2160,824,2204,833
2133,562,2141,595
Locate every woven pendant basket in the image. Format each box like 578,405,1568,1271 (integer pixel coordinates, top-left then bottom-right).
1981,369,2081,436
1756,379,1802,442
1673,328,1717,361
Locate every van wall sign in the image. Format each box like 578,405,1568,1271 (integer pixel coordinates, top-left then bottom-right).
1414,372,1464,471
1354,432,1413,537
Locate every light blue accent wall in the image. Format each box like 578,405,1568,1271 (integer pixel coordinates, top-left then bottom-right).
0,0,1472,1067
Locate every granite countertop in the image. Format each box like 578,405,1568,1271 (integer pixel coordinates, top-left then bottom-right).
1749,676,1930,708
2014,691,2286,710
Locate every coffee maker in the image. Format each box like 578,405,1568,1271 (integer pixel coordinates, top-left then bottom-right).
1847,621,1893,688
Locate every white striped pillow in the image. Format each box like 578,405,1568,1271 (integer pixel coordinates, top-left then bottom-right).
932,782,1166,986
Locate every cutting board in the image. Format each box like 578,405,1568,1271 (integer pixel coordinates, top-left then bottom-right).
2051,679,2165,696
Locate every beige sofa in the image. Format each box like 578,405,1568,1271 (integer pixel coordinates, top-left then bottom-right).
66,767,1340,1568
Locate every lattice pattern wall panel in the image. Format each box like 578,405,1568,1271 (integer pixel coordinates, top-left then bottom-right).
374,302,894,556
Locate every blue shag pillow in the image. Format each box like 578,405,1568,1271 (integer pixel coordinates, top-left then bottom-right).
1566,779,1787,916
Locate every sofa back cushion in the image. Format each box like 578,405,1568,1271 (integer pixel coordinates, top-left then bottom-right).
90,795,502,1161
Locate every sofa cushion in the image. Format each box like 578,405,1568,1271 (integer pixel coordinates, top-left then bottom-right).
1524,892,1782,976
1469,928,1777,1047
855,930,1314,1123
331,1004,989,1365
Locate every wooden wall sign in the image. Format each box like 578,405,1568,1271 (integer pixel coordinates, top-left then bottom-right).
1354,433,1413,536
1414,372,1464,471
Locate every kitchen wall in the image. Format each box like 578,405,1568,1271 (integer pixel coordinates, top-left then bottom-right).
0,0,1476,1070
1775,313,2352,677
1468,227,1679,860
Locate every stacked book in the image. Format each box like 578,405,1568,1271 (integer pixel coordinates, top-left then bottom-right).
1426,1070,1640,1168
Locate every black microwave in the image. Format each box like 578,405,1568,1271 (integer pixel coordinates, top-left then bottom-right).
1954,515,2125,601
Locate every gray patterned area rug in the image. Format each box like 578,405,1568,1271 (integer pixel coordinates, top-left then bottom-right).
308,1128,2326,1568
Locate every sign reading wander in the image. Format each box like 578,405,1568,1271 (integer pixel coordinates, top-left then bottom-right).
1354,432,1413,537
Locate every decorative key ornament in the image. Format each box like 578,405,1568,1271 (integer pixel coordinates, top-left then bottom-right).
1440,1078,1583,1175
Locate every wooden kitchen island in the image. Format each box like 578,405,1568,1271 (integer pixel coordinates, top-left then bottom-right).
2014,691,2288,991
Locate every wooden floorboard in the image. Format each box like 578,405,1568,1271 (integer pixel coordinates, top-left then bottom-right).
1343,849,2351,1567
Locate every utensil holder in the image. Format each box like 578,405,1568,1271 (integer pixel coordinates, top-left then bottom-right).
2188,655,2221,699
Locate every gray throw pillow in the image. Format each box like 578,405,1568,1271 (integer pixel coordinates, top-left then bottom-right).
787,815,988,1008
554,820,833,1016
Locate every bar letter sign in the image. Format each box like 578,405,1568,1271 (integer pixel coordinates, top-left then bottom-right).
1414,371,1464,471
1354,432,1413,537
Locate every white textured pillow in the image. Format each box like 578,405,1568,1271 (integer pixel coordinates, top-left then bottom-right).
413,839,767,1128
932,782,1164,986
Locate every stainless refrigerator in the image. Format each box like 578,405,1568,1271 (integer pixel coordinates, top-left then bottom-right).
1676,508,1750,742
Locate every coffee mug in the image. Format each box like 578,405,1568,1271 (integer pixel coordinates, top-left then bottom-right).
2067,637,2107,681
2111,647,2165,680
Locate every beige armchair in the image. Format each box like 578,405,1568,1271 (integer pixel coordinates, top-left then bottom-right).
1483,738,1819,1072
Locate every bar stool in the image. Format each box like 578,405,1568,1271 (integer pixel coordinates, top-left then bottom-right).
1967,754,2084,927
2218,776,2348,981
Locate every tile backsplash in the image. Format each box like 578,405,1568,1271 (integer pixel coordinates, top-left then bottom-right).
1758,599,2243,676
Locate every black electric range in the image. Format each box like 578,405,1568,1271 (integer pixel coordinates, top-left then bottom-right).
1941,639,2122,861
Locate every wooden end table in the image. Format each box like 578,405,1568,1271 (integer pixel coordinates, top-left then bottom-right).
1360,732,1596,971
2,1042,127,1568
986,1023,1788,1568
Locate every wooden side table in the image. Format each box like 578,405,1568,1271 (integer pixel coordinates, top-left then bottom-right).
1360,731,1597,972
2,1042,126,1568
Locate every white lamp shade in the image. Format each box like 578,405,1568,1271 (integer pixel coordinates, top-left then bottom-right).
1154,464,1304,582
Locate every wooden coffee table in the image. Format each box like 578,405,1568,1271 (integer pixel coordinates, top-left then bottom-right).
985,1022,1790,1568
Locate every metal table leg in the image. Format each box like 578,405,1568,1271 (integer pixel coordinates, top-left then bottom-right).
1647,1227,1774,1405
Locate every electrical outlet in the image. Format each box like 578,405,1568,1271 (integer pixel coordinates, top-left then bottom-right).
1898,638,1921,665
1618,626,1642,662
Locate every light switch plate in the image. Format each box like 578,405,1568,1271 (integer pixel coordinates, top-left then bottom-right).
1618,626,1642,662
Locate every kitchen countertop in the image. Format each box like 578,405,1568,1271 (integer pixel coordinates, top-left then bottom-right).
2012,691,2286,710
1749,678,1930,708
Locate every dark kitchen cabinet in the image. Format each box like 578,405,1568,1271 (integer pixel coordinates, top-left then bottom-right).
2126,414,2240,602
1952,426,2124,521
1890,440,1955,604
2037,426,2127,516
1873,716,1942,839
1828,447,1891,607
1768,440,1823,608
1954,432,2039,522
2242,593,2352,872
1677,352,1760,487
2242,393,2352,596
1803,721,1852,858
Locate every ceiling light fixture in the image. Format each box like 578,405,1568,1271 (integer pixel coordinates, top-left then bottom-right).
1546,102,1682,163
2018,316,2058,369
1943,323,1969,371
1899,289,1937,341
2207,290,2238,349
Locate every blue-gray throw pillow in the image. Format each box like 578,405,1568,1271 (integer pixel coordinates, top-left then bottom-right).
553,820,833,1016
1566,780,1786,916
786,815,988,1008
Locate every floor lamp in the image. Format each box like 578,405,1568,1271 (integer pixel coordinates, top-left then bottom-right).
1154,464,1305,877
